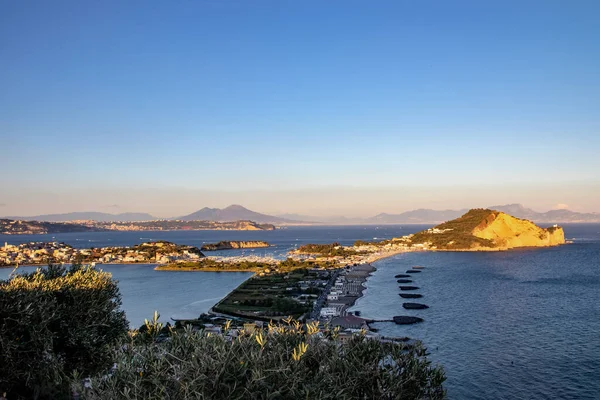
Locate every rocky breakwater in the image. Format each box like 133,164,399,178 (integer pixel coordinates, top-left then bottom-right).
409,208,565,251
201,241,271,251
394,266,429,325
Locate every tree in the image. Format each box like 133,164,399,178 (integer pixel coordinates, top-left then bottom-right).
0,264,128,399
75,320,446,399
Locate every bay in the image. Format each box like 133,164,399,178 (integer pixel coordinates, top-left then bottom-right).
0,225,411,327
350,223,600,399
2,224,599,398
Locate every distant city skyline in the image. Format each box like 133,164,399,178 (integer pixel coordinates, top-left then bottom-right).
2,1,599,216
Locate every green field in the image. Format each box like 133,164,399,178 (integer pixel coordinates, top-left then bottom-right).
214,267,332,320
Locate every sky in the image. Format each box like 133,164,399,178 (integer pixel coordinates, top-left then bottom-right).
1,0,599,217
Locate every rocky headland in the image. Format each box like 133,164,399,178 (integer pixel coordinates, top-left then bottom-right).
288,209,566,267
409,209,565,251
201,241,270,251
0,219,99,235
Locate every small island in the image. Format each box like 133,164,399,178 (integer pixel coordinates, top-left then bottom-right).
201,240,270,251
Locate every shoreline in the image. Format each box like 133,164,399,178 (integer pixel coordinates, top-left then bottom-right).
0,261,163,269
1,241,566,270
337,262,378,317
154,266,259,272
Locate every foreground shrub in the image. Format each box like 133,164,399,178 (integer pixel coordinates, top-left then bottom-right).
0,264,128,399
77,320,445,399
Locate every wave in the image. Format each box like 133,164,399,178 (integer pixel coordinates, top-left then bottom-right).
570,237,599,242
186,297,223,306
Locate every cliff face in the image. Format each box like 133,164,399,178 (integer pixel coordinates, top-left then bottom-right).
472,212,565,249
201,241,270,251
232,221,276,231
410,209,565,251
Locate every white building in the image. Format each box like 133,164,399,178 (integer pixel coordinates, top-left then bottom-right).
327,291,339,301
320,307,339,317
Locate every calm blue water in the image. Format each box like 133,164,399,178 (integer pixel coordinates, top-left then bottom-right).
0,224,414,259
0,226,412,327
351,223,600,399
0,263,253,328
2,224,599,398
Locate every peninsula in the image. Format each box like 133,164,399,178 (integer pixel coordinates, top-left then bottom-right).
292,209,565,261
409,208,565,250
201,240,270,251
95,220,275,232
0,219,97,235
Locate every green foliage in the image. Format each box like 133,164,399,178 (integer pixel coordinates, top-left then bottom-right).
214,266,331,319
410,209,497,250
296,242,359,257
353,239,395,247
272,297,306,313
435,208,496,233
410,231,494,250
75,320,446,399
158,259,270,271
278,257,335,270
0,264,128,399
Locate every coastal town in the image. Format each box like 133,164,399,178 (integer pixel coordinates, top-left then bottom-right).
0,238,420,339
0,218,275,235
0,241,204,267
185,260,414,343
1,209,566,339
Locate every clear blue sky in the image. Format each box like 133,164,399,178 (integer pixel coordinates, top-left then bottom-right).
1,0,599,216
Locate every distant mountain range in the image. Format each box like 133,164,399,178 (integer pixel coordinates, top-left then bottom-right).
275,210,467,224
174,205,303,224
488,204,600,223
4,203,600,224
278,204,600,224
365,209,468,224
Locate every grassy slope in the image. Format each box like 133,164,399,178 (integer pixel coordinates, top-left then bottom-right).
155,259,269,272
410,209,497,250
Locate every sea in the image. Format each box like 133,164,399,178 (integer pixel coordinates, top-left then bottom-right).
1,224,599,399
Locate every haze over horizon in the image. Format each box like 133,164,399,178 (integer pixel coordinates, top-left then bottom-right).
2,187,598,219
2,1,599,217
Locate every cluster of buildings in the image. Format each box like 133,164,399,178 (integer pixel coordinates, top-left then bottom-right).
425,228,453,234
0,241,204,267
0,242,75,266
319,263,375,319
0,219,48,235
